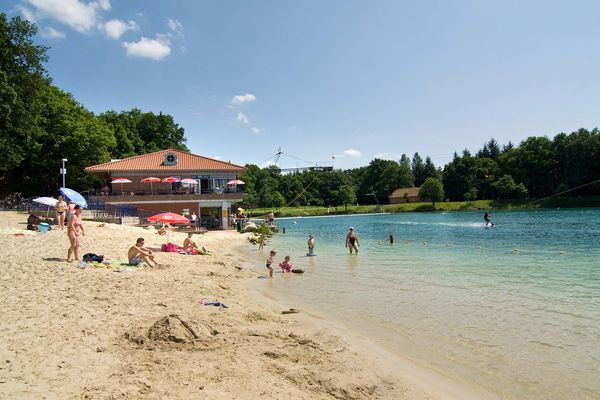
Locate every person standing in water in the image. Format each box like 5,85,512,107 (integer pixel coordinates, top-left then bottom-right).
484,211,495,227
307,234,315,254
345,227,359,254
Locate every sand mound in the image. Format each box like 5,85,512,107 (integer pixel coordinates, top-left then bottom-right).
125,314,217,346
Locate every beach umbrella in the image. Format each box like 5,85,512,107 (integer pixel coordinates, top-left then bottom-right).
147,211,189,224
141,177,161,195
111,178,132,195
59,187,88,208
33,196,58,217
33,197,58,207
227,179,245,185
162,176,180,194
180,178,198,184
147,211,189,242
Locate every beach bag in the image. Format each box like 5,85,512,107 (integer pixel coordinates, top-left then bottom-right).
82,253,104,262
161,243,179,252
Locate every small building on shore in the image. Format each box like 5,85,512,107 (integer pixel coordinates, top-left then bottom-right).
84,149,245,229
389,187,421,204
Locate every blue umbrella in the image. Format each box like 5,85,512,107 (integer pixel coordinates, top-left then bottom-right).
59,187,88,208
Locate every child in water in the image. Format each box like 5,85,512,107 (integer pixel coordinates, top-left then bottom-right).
266,250,276,278
279,255,293,273
307,234,315,254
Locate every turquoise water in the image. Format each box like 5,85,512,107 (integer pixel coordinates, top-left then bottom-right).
246,209,600,399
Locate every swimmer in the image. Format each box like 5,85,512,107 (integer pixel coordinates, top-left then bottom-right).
484,211,495,227
345,227,359,254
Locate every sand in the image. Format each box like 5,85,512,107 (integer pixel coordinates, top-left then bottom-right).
0,211,496,399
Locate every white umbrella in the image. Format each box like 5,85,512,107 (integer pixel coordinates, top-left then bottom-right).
227,179,245,185
33,197,58,217
111,178,132,195
33,197,58,207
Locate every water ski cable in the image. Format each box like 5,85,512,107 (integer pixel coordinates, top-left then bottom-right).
525,178,600,206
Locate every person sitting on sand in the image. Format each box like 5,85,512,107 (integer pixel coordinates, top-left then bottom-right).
183,232,198,252
128,237,158,266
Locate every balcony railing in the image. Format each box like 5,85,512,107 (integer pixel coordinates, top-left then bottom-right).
89,191,243,203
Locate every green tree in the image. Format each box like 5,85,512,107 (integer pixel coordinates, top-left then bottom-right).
334,184,357,212
491,175,528,199
419,178,444,207
99,108,188,157
0,14,50,187
398,154,415,187
9,85,116,195
412,152,426,186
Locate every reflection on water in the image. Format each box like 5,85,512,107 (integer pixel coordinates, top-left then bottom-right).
246,209,600,400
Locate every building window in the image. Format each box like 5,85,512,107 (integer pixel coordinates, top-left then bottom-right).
164,153,178,165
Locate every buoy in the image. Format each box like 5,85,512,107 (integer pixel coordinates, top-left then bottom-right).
559,251,565,255
514,248,520,252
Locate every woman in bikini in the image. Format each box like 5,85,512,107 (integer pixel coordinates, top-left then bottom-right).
55,195,67,230
66,205,85,262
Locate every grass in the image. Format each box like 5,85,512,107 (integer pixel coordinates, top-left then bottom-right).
245,196,600,218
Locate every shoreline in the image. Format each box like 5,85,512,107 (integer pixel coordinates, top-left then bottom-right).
1,211,493,399
239,243,498,400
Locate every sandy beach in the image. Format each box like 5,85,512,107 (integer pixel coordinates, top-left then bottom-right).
0,211,494,399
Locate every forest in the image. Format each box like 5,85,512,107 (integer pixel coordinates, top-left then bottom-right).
2,14,599,206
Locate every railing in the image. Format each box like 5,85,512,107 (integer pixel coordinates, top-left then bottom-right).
95,188,243,196
89,192,243,203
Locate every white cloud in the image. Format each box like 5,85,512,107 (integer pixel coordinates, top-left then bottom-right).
42,26,66,39
236,112,249,124
166,17,183,37
103,19,137,39
25,0,110,32
212,155,223,160
231,93,256,105
16,5,36,22
122,37,171,60
343,149,362,157
251,127,261,133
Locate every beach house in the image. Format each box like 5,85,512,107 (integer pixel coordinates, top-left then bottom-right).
85,149,245,229
389,187,421,204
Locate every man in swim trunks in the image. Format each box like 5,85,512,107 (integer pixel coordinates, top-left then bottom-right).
128,237,158,266
484,212,494,227
345,227,359,254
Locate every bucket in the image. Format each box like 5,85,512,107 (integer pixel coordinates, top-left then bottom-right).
39,222,49,233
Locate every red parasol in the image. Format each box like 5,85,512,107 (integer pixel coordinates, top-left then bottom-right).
141,177,161,195
162,176,180,194
147,212,189,224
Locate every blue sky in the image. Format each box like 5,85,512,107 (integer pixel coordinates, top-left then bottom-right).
4,0,600,170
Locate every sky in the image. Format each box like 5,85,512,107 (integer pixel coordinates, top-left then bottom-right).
4,0,600,170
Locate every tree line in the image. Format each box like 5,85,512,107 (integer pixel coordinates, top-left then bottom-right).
2,14,599,205
241,130,599,208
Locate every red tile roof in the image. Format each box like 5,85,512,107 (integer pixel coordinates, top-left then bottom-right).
389,187,421,198
85,149,244,172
